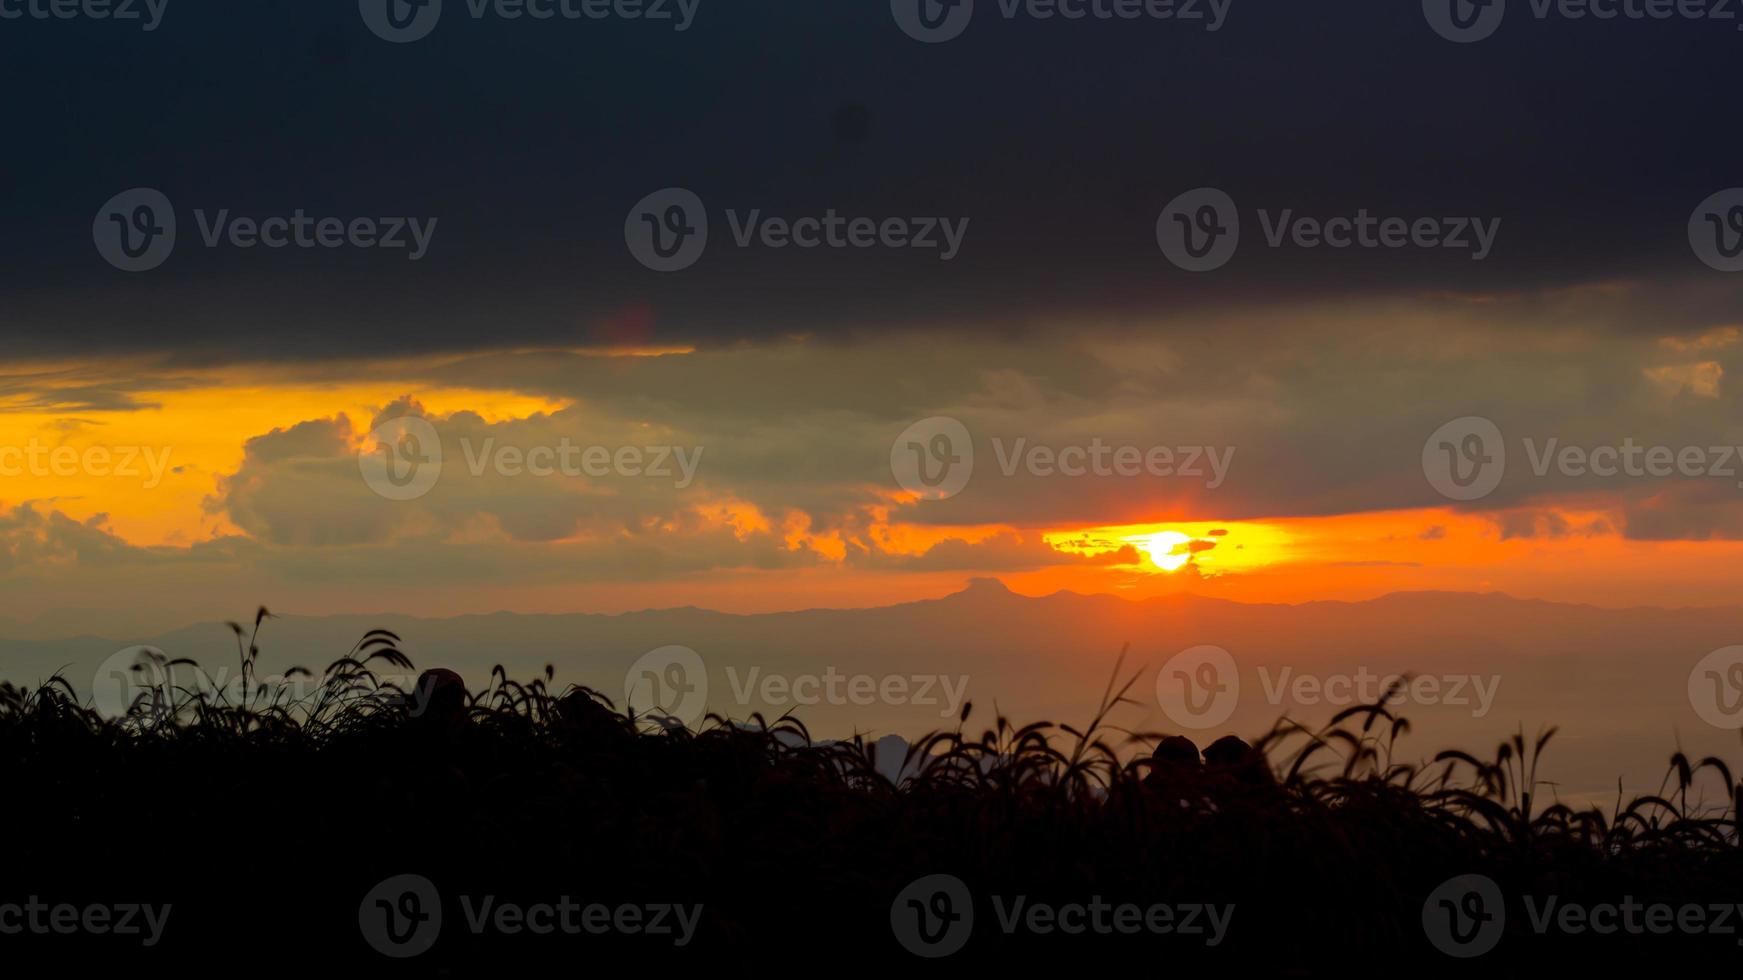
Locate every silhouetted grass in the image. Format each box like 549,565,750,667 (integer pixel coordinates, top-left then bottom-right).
1,619,1738,971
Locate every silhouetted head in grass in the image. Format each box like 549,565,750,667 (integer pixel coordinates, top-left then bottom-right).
1144,734,1204,794
411,668,468,726
1205,734,1276,787
5,627,1741,969
1153,734,1202,768
555,688,631,743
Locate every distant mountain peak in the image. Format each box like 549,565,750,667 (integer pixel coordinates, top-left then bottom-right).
954,577,1016,598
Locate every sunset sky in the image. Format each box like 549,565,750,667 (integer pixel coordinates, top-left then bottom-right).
14,10,1743,974
6,288,1743,632
4,3,1743,635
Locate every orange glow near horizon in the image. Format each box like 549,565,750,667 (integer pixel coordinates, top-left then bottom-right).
1046,520,1297,576
0,377,569,544
11,369,1743,615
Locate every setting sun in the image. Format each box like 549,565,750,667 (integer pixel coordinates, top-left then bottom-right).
1043,521,1296,579
1138,530,1194,571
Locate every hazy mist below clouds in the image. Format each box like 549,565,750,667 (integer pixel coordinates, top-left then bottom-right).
4,580,1737,808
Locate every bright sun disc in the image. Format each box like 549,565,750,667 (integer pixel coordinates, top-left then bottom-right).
1140,531,1193,572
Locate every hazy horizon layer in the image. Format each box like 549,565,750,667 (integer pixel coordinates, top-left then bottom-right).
7,579,1737,810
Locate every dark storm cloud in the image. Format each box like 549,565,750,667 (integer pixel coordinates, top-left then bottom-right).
0,366,192,411
0,0,1738,359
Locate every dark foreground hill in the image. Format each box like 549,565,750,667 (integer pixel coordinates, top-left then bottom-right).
1,628,1740,972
